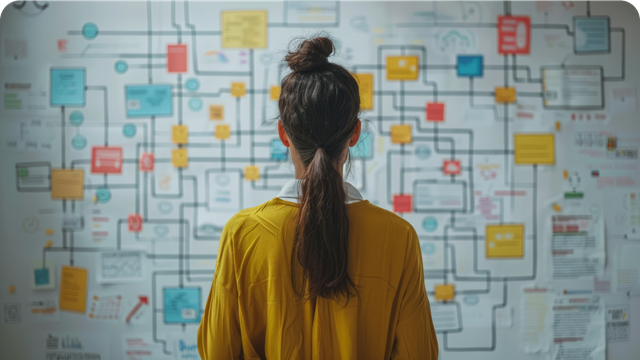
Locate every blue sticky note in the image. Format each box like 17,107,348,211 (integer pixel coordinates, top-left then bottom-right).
126,85,173,117
269,139,288,161
51,68,86,106
574,17,610,53
457,55,483,77
34,268,50,286
350,132,373,159
164,288,201,323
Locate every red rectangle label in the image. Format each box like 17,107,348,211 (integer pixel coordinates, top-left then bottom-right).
426,102,445,122
498,16,530,54
91,147,123,174
167,44,187,73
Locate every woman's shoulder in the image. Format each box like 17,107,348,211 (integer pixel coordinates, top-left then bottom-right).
223,197,296,234
350,201,417,235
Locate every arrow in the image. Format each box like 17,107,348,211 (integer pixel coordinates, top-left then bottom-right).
125,295,148,323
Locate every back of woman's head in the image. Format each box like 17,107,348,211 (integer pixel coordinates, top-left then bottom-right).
278,36,360,301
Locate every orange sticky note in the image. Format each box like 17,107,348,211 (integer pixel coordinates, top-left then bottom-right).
45,240,53,248
172,125,188,144
209,105,224,120
215,124,231,140
354,73,373,110
391,125,412,144
386,56,419,80
59,266,88,313
553,203,562,212
46,228,54,235
270,86,281,101
231,82,246,97
555,121,561,131
434,284,455,301
245,165,260,180
563,170,569,179
51,169,84,200
9,284,15,294
495,87,516,103
172,148,188,168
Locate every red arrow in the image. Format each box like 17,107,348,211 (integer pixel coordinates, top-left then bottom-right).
126,296,148,323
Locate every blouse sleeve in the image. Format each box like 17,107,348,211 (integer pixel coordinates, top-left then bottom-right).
391,226,439,360
198,222,243,360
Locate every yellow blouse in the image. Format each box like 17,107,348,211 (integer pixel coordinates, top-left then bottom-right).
198,198,438,360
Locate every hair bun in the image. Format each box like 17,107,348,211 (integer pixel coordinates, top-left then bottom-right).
285,37,334,72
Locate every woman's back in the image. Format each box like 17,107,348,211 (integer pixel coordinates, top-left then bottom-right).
198,195,438,359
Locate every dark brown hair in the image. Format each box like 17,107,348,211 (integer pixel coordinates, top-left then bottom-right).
278,36,361,301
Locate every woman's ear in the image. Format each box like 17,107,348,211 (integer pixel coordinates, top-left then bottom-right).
278,121,290,147
349,120,362,147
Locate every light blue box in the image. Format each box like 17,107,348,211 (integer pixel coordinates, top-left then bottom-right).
457,55,483,77
126,85,173,117
350,131,373,159
164,287,201,323
574,17,610,54
51,68,86,106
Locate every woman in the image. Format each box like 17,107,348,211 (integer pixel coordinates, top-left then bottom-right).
198,36,438,360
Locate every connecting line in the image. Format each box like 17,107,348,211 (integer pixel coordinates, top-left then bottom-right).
251,163,294,191
60,106,66,169
171,0,181,44
85,86,109,146
468,78,494,110
511,55,542,83
147,0,153,83
604,28,625,82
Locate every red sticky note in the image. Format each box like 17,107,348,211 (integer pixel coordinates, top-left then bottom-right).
443,160,461,175
167,44,187,73
498,16,530,55
426,102,445,122
91,147,123,174
140,153,154,172
393,194,412,213
128,214,143,232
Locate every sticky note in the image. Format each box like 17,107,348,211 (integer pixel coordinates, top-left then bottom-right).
45,240,53,248
51,169,84,200
553,203,562,212
245,165,260,181
426,102,445,122
172,125,189,144
59,266,88,313
32,262,55,290
390,124,412,144
51,68,85,106
215,124,231,140
435,284,455,301
167,44,188,73
172,148,188,168
563,170,569,179
393,194,412,213
46,229,54,235
231,82,246,97
91,147,123,174
555,121,561,131
221,11,268,48
354,73,373,110
270,86,281,101
486,224,524,258
164,288,202,323
386,56,419,80
209,105,224,120
514,134,555,164
495,87,516,103
9,284,15,293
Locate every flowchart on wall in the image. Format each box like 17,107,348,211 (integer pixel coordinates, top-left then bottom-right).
1,1,639,360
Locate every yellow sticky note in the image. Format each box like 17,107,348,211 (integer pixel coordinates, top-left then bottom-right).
231,82,246,97
270,86,281,101
45,240,53,248
209,105,224,120
495,87,516,103
215,124,231,140
434,284,455,302
514,134,555,165
59,266,88,313
46,228,54,235
221,10,268,48
486,224,524,258
386,56,419,80
172,125,188,144
553,203,562,212
172,148,188,168
9,284,15,294
391,125,412,144
51,169,84,200
563,170,569,179
555,121,561,131
354,73,373,110
245,165,260,180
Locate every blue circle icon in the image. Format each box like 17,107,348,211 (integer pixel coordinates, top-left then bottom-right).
154,225,170,238
422,217,438,232
69,111,84,126
122,123,137,138
95,188,111,204
71,134,87,150
420,242,436,255
188,97,203,112
82,23,99,40
415,145,432,159
115,60,128,74
185,78,200,92
157,201,174,214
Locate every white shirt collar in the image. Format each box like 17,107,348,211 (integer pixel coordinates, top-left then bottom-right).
277,179,364,204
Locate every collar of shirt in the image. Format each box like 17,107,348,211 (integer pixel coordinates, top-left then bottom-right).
276,179,364,204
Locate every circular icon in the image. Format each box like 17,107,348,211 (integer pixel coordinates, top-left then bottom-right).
154,225,170,238
69,111,84,126
122,123,137,138
114,60,128,74
415,145,432,159
71,134,87,150
215,174,231,186
185,78,200,92
82,22,99,40
188,97,203,112
157,201,174,215
422,216,438,232
95,188,111,204
420,242,436,255
22,215,39,234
